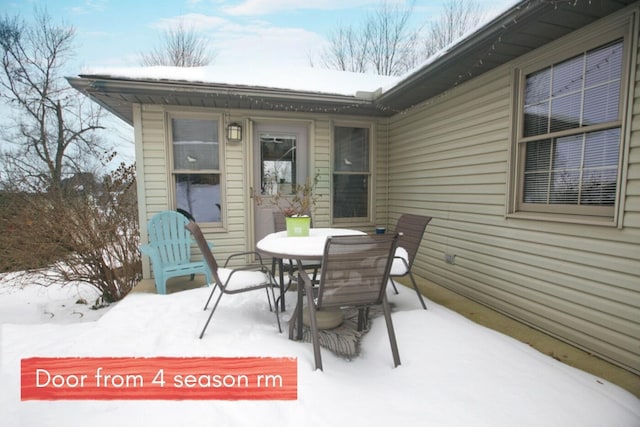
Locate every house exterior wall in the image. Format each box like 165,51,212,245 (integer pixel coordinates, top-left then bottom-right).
386,7,640,373
136,107,389,276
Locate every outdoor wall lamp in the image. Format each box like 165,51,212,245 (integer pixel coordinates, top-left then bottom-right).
227,122,243,142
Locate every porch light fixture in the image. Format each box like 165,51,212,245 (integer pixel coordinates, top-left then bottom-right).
227,122,243,142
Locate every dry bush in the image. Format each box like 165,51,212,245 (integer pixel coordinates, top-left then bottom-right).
0,193,67,272
0,163,141,304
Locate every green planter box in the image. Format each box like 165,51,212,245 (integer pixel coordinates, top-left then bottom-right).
286,216,311,237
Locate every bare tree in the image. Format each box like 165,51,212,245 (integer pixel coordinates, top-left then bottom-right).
139,21,216,67
317,0,419,76
319,25,370,73
316,0,486,76
423,0,486,58
365,0,420,76
0,9,140,303
0,9,105,193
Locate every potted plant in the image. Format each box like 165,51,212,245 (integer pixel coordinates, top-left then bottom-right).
253,173,320,236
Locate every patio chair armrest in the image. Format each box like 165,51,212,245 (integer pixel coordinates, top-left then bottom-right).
139,244,161,266
189,236,214,252
223,251,266,267
223,263,276,288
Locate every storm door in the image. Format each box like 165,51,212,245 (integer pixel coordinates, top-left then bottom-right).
253,123,309,242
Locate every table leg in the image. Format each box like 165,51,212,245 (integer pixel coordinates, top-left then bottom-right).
279,259,286,311
296,263,304,341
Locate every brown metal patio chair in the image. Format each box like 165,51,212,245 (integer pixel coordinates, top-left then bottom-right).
389,214,432,309
293,233,400,371
186,221,281,338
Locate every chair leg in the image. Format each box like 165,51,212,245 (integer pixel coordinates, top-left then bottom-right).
199,291,224,339
156,274,167,295
263,274,274,312
203,284,219,310
305,286,323,371
288,299,299,340
268,284,282,333
263,270,282,333
409,272,427,310
382,295,401,367
389,278,399,294
274,258,288,312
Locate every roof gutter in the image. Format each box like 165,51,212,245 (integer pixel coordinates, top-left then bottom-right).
72,75,376,106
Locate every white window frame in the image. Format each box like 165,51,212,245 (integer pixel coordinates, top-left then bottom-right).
167,111,225,227
331,121,375,225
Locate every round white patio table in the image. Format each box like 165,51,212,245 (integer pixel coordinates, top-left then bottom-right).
256,227,366,339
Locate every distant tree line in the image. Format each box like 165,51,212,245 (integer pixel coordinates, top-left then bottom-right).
138,0,486,74
315,0,486,76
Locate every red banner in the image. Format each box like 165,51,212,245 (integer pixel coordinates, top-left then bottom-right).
21,357,297,400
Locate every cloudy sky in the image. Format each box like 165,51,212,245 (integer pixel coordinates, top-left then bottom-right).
2,0,514,71
0,0,514,164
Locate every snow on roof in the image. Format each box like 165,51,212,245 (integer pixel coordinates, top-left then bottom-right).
80,65,402,98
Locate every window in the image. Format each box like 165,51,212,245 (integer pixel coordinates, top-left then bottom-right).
259,133,298,196
333,125,370,220
171,117,222,223
514,36,627,220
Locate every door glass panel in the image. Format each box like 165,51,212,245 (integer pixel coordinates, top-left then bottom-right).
260,133,297,196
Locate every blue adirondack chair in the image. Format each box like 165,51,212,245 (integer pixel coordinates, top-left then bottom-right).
139,211,212,294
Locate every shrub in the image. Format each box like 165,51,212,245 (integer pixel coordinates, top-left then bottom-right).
0,163,141,304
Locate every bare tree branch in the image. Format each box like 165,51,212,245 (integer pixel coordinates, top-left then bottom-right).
317,0,419,76
139,20,217,67
0,8,105,193
318,24,369,73
365,0,420,76
423,0,486,58
316,0,485,76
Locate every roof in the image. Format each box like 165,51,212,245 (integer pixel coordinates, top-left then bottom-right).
67,0,635,125
66,68,400,123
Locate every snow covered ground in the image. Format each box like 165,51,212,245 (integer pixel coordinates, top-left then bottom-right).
1,272,639,426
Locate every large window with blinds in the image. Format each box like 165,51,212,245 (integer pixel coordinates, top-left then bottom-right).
513,31,629,221
170,116,222,224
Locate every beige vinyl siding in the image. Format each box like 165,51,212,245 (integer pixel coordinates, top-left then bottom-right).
628,59,640,228
138,108,386,272
386,8,640,373
375,119,390,230
311,119,332,226
139,105,169,216
136,105,169,278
